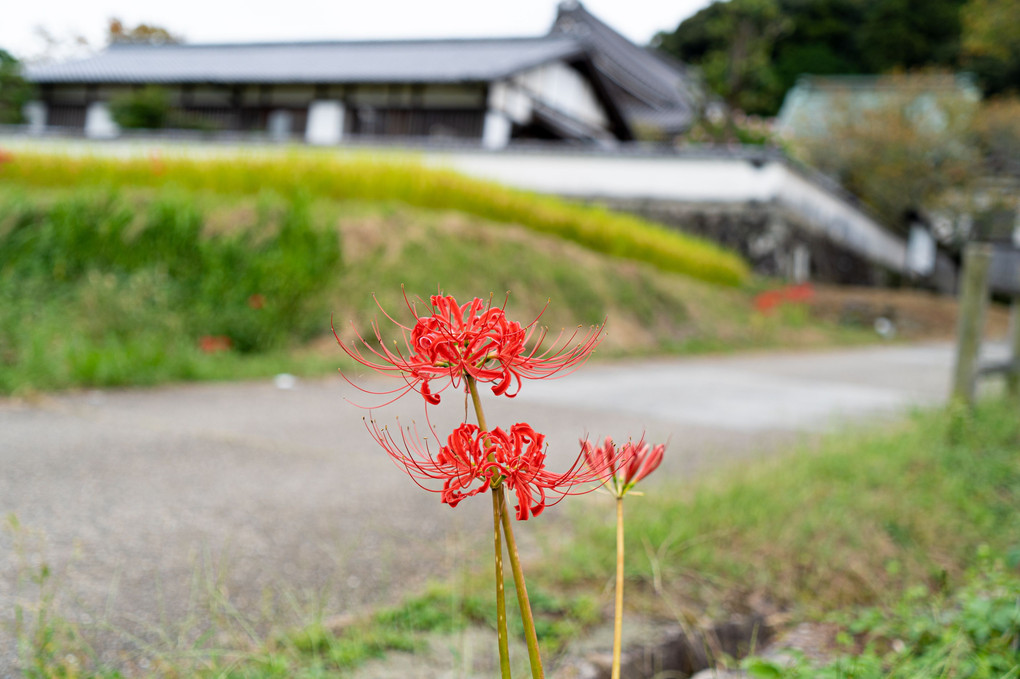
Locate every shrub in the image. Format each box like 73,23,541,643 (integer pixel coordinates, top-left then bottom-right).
0,191,341,391
109,86,171,129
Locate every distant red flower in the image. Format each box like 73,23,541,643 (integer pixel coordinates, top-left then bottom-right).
753,283,815,314
582,436,665,498
335,292,603,405
149,152,165,176
783,283,814,303
369,420,624,520
753,290,783,314
199,335,232,353
248,293,266,310
0,148,13,165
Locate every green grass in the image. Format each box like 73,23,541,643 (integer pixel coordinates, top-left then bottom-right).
200,398,1020,676
743,555,1020,679
0,189,341,393
555,399,1020,614
194,580,599,678
0,185,864,395
0,149,749,286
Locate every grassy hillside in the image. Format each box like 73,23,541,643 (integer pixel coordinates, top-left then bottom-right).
0,150,749,286
0,184,859,395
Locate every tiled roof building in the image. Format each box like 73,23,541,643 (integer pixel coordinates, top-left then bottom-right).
24,2,700,146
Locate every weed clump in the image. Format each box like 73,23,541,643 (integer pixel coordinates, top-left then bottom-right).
0,191,340,392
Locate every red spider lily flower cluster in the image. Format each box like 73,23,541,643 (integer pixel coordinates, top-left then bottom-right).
334,293,604,405
337,291,630,520
340,291,653,677
582,436,665,498
753,283,814,314
369,420,626,520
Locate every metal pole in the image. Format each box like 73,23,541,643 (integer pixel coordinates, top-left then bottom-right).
1007,297,1020,398
951,243,992,405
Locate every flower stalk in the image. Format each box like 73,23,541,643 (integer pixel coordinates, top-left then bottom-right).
500,490,545,679
613,496,624,679
340,292,634,679
492,489,512,679
468,375,514,678
468,375,544,678
581,436,666,679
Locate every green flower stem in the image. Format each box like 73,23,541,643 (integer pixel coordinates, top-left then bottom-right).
466,376,512,679
499,494,545,679
467,376,545,679
492,488,512,679
466,375,489,430
612,496,624,679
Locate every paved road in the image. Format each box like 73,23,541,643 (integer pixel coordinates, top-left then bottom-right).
0,342,991,672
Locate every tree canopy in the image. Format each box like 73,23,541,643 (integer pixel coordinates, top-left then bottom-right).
653,0,1018,115
0,49,34,125
786,75,982,235
107,18,183,46
961,0,1020,95
109,86,171,129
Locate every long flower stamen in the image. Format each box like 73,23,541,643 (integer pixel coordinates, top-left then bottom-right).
335,291,604,406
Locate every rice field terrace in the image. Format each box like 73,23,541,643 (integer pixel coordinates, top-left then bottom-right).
0,150,870,395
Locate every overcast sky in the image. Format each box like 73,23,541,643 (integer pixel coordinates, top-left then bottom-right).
1,0,714,62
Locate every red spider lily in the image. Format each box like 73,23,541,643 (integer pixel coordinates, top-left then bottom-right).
582,436,665,498
334,292,604,406
368,419,626,520
198,335,232,354
149,151,166,176
753,283,814,314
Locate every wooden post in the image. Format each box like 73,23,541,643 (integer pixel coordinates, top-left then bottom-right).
1007,298,1020,398
951,243,992,405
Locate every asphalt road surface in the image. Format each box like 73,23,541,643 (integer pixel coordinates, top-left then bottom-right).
0,342,993,673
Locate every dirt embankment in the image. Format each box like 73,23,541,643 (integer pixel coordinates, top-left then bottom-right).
806,285,1012,340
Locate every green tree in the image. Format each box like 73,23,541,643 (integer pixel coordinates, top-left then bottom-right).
656,0,791,115
107,18,183,45
970,95,1020,174
109,86,171,129
961,0,1020,94
654,0,979,115
857,0,966,72
787,73,981,234
0,49,34,125
772,0,867,92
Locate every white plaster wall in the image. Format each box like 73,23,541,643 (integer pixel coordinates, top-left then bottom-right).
267,110,294,140
430,151,780,203
488,81,532,125
425,149,906,272
84,102,119,139
22,101,47,134
305,100,345,145
514,62,607,129
773,167,906,270
481,111,512,149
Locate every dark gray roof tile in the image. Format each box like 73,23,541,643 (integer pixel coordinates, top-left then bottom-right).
551,2,699,120
26,37,583,84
